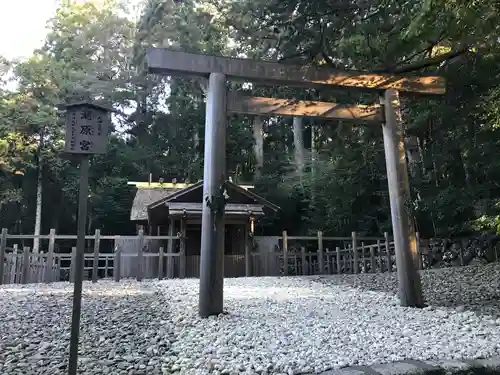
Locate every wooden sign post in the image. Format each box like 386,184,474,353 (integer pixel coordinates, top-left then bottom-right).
146,48,445,315
63,99,110,375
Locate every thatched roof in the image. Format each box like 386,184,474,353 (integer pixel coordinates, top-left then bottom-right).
130,188,176,221
130,181,280,222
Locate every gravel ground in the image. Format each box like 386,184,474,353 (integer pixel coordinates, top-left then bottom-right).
1,266,500,375
317,263,500,318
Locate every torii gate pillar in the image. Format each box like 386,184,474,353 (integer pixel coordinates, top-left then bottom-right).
381,89,424,307
199,73,227,317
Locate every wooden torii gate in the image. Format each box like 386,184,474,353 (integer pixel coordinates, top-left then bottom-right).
146,48,446,317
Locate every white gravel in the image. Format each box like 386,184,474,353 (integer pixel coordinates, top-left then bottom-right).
1,266,500,375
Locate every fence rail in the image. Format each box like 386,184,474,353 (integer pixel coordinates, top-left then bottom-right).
1,228,499,285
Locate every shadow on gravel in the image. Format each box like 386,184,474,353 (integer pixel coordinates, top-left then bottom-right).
315,264,500,318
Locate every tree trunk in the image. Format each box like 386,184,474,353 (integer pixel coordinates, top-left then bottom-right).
311,124,317,204
253,116,264,177
292,117,305,177
86,214,93,250
193,129,200,161
33,134,44,254
461,151,472,192
417,135,427,177
428,120,440,188
405,135,420,178
462,121,476,192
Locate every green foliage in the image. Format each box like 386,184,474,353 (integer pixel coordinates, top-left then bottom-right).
1,0,500,239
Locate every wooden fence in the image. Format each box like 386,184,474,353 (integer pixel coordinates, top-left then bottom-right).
0,228,181,285
2,228,497,285
277,231,397,276
0,227,399,285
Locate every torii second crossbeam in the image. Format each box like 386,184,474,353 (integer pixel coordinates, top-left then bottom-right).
227,93,383,122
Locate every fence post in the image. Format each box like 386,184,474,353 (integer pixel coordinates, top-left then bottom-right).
282,230,288,276
92,229,101,283
336,247,341,274
301,246,307,275
114,245,121,282
351,246,356,273
325,248,331,274
45,229,56,283
384,232,391,273
179,219,186,278
70,246,77,282
11,246,18,284
55,256,61,281
352,231,359,273
377,240,382,273
317,231,324,275
245,223,252,277
166,219,174,278
36,251,43,282
0,228,7,285
158,246,164,280
344,245,348,272
136,229,144,282
104,257,109,278
361,242,366,272
370,243,376,273
22,246,31,284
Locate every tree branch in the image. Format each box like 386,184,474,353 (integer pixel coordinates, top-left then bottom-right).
393,45,471,74
374,34,448,73
278,47,315,62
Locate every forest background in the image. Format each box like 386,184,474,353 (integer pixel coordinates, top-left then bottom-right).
1,0,500,245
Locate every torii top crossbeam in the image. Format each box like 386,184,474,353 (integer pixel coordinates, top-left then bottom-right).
147,49,446,95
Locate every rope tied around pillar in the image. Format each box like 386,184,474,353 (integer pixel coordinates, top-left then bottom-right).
204,179,229,228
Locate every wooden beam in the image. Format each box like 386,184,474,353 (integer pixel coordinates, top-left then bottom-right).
227,93,383,122
127,181,254,190
147,49,446,95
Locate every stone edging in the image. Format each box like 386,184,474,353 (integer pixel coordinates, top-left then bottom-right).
317,358,500,375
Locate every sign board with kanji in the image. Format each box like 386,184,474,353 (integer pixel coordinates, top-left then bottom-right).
64,102,110,154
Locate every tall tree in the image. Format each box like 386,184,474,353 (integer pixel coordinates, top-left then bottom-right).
2,0,500,240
